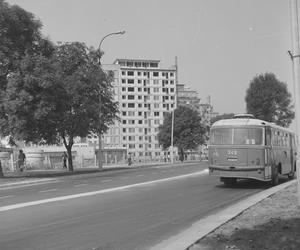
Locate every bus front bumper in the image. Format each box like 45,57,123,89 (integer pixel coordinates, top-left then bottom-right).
209,165,270,181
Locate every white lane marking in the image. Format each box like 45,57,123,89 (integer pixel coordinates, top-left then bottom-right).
101,179,112,183
74,184,88,187
39,189,57,193
0,195,14,199
0,169,208,212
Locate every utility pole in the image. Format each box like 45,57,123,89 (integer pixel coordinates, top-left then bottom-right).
289,0,300,206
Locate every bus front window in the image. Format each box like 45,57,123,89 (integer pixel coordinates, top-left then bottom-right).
234,128,263,145
210,128,263,145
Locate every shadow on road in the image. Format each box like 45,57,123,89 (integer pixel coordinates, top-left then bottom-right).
214,176,291,190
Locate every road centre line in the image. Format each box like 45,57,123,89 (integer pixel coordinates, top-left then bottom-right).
74,184,88,187
0,169,208,212
39,189,58,193
101,179,112,182
0,195,14,199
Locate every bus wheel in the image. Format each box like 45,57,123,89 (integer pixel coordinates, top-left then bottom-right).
271,165,279,186
221,177,237,186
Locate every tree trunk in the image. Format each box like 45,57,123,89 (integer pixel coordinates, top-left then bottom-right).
0,161,3,178
66,146,73,171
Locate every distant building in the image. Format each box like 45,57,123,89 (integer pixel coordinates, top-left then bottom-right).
177,83,201,111
86,59,177,162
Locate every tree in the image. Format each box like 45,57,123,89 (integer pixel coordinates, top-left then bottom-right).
210,113,235,125
158,106,206,161
245,73,294,127
0,0,54,138
4,42,118,171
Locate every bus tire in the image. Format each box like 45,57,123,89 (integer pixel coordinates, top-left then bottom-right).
271,165,279,186
288,163,296,180
221,177,237,186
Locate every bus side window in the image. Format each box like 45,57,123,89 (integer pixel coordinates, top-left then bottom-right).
265,127,271,145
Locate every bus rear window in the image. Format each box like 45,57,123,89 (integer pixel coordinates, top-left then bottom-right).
210,128,263,145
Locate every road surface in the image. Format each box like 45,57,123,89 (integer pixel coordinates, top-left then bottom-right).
0,162,271,250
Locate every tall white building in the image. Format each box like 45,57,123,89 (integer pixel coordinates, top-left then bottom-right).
95,59,177,161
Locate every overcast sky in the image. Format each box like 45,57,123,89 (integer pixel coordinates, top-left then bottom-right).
6,0,294,115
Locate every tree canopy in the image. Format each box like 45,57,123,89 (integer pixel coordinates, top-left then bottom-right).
158,106,206,160
3,42,118,170
245,73,294,127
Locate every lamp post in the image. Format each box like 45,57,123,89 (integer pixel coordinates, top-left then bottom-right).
97,30,125,169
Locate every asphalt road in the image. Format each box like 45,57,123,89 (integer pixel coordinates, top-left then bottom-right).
0,162,271,250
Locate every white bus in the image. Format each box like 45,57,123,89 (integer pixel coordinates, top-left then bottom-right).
208,114,297,186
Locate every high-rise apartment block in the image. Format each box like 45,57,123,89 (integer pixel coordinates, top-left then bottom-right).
97,59,177,161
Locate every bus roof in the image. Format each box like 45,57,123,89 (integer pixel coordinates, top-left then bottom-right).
212,118,294,133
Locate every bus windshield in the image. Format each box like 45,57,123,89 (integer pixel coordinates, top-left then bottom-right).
210,127,263,145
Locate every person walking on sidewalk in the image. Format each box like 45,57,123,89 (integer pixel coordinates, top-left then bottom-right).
62,152,68,169
17,149,26,172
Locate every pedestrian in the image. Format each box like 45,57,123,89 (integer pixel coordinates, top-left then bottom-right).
62,152,68,169
128,154,132,166
18,149,26,172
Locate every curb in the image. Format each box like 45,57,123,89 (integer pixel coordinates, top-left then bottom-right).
149,180,296,250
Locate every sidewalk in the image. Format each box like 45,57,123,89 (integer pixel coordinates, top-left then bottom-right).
189,180,300,250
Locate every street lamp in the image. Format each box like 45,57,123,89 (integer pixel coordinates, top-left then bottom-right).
97,30,125,169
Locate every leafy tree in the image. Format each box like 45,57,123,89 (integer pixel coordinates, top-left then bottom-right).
0,0,54,138
210,113,235,125
4,42,118,171
245,73,294,127
158,106,206,161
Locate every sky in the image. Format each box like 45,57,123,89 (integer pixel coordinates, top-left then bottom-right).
5,0,295,115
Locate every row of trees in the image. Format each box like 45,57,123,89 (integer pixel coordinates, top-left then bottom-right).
158,73,295,158
0,0,118,170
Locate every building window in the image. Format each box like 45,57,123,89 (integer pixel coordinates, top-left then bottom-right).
128,128,135,133
128,120,135,124
135,62,141,67
128,103,135,108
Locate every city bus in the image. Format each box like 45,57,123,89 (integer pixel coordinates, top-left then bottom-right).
208,114,297,186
